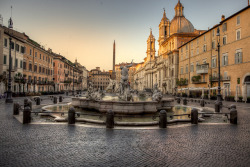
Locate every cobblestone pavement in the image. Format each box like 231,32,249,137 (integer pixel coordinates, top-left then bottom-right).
0,95,250,167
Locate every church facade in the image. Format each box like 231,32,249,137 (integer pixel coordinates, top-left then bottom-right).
134,1,204,94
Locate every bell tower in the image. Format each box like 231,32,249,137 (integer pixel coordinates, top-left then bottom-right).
158,8,170,44
146,29,156,62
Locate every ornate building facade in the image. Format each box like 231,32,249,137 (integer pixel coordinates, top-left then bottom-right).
134,1,204,94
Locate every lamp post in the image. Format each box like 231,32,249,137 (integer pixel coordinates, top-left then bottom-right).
216,27,222,106
5,17,13,103
72,68,75,96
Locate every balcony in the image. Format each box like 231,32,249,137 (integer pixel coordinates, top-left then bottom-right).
192,75,207,84
176,78,188,86
196,64,209,74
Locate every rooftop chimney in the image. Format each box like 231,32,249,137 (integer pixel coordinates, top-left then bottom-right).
221,15,225,21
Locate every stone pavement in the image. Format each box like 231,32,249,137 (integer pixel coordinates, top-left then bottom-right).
0,95,250,167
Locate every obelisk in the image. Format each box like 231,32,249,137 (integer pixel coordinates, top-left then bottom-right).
112,40,116,79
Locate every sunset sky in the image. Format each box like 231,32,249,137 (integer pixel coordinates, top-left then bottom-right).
0,0,247,71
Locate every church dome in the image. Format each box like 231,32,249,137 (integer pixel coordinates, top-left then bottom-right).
170,0,194,35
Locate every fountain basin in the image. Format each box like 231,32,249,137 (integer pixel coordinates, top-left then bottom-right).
72,97,174,114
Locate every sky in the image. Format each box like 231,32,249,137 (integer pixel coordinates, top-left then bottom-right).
0,0,248,71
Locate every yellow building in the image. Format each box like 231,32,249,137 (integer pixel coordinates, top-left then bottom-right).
178,5,250,101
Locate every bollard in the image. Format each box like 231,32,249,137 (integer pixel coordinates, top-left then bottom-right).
191,108,198,124
176,97,181,104
230,108,237,124
24,98,28,107
183,98,187,105
66,91,69,96
215,101,220,113
68,107,76,124
59,96,63,102
200,99,205,107
159,110,167,128
106,110,114,128
191,99,193,102
28,100,32,110
23,106,31,124
36,97,41,105
53,96,57,104
13,102,20,115
229,104,236,110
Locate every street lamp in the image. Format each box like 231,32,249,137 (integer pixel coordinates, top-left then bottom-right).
72,68,75,96
5,17,13,103
216,27,222,108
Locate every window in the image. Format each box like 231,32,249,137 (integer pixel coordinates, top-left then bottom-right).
4,38,7,47
212,41,215,49
212,57,217,68
203,59,207,64
180,67,183,74
35,52,37,57
203,45,207,52
29,63,32,71
30,49,32,56
39,66,41,73
21,46,25,54
40,54,41,59
11,42,14,50
23,62,26,70
190,63,194,72
223,36,227,45
196,47,199,55
196,62,200,71
235,49,242,64
237,15,240,25
181,47,183,53
212,29,215,37
204,35,206,41
43,55,44,60
3,55,7,64
34,65,37,72
16,44,19,52
20,60,23,68
222,53,228,66
191,50,193,57
236,29,241,40
222,23,227,32
185,64,188,73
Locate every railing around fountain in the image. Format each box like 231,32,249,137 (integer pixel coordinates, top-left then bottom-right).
13,99,237,127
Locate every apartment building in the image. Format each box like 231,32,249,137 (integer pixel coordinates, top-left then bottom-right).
178,6,250,100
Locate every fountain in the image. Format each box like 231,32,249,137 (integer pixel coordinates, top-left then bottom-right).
72,61,174,114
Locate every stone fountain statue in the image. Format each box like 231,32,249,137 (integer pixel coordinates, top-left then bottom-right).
87,82,105,100
87,82,94,99
118,61,133,101
152,83,163,102
106,79,120,93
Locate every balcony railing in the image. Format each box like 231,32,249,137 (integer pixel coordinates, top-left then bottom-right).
192,79,207,84
196,64,209,74
210,75,231,82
